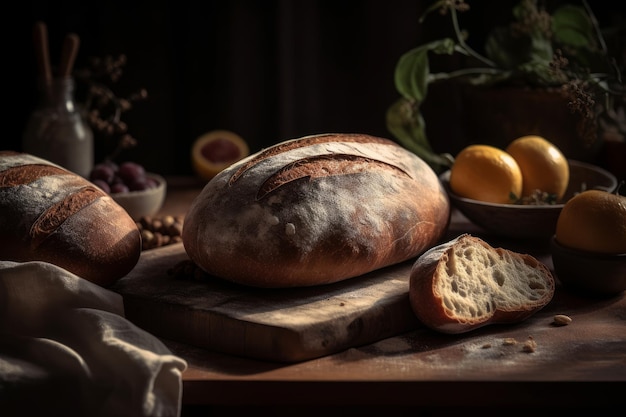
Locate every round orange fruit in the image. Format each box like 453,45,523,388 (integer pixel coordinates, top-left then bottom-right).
191,130,249,181
505,135,569,201
555,189,626,254
449,144,523,204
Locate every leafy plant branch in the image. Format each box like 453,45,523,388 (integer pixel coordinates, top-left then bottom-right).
387,0,625,174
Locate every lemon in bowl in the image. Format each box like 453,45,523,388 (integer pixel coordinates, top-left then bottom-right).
505,135,570,201
551,189,626,296
449,144,523,204
441,136,618,239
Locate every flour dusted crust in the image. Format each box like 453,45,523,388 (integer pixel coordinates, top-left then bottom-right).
409,234,555,334
0,151,141,286
183,133,451,288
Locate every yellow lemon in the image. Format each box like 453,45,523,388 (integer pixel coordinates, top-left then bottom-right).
505,135,569,201
555,189,626,254
449,144,523,204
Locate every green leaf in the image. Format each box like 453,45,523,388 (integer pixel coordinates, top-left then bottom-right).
485,27,525,69
485,23,553,70
394,39,456,102
552,4,598,69
553,5,594,49
528,35,554,63
385,97,452,172
386,98,429,152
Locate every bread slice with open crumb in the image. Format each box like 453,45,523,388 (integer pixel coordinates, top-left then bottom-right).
409,234,555,334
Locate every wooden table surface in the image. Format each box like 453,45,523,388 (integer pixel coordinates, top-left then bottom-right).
155,177,626,413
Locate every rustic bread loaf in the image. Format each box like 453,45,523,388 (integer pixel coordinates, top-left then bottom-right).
409,234,555,334
0,151,141,287
183,133,450,288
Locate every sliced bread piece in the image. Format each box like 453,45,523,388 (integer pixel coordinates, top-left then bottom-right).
409,234,555,334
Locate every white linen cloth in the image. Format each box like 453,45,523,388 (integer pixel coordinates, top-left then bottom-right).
0,260,187,417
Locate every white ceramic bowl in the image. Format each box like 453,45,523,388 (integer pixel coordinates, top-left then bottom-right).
111,173,167,220
439,160,618,239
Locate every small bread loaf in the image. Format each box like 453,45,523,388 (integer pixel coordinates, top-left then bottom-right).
0,151,141,286
183,133,450,288
409,234,555,334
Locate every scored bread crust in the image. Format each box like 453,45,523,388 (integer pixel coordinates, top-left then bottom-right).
409,234,555,334
183,133,451,288
0,151,142,287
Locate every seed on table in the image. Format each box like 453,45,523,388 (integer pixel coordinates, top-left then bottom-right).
553,314,572,326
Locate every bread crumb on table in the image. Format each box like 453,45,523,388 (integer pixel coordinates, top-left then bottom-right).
522,336,537,353
502,337,517,346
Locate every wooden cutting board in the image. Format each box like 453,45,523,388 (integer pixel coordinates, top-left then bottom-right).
111,243,421,363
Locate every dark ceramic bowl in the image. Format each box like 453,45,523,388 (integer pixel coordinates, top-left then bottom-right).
551,237,626,297
439,160,618,239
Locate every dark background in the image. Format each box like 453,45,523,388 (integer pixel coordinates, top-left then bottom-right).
7,0,625,176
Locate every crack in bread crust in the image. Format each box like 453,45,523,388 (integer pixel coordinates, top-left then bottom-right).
29,186,103,248
230,133,395,186
256,154,411,200
0,164,69,187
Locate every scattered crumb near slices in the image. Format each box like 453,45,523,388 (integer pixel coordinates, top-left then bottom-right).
481,343,492,349
502,338,517,346
522,336,537,353
552,314,573,326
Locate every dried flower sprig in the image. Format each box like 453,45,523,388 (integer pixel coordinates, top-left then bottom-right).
74,54,148,162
